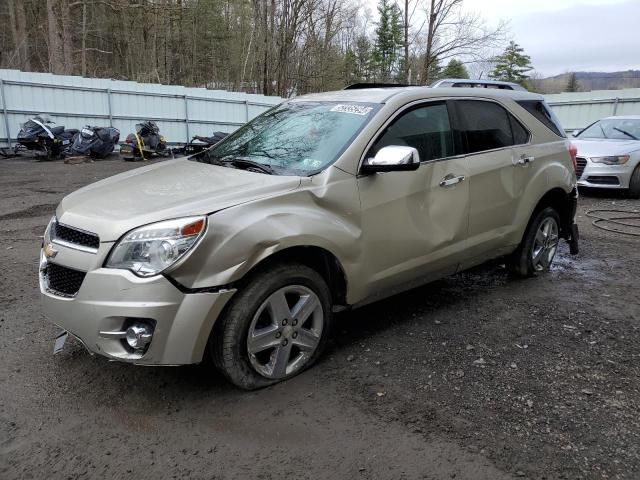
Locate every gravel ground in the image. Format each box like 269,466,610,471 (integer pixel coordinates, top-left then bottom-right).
0,156,639,479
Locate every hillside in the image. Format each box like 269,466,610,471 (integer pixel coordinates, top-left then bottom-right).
533,70,640,93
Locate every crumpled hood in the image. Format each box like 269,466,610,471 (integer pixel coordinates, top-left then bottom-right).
57,158,301,241
573,139,640,158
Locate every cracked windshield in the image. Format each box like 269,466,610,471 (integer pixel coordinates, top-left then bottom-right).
196,101,379,175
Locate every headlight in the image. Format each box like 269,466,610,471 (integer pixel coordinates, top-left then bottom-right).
105,216,207,277
590,155,630,165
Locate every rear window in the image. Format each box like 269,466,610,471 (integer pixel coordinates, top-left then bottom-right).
517,100,566,138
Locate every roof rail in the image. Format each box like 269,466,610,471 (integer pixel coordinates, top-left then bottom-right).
344,83,416,90
430,78,527,91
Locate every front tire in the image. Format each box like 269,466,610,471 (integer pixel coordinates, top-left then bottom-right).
508,207,560,277
211,263,332,390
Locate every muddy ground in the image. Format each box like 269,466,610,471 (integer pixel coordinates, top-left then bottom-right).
0,156,638,480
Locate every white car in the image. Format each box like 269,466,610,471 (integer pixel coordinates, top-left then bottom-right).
572,116,640,197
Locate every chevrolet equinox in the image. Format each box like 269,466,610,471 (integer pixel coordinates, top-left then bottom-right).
40,87,579,389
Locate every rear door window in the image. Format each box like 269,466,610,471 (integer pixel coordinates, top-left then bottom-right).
453,100,515,154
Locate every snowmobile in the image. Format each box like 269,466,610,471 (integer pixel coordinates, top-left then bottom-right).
16,115,79,160
120,121,168,161
70,126,120,158
177,131,228,156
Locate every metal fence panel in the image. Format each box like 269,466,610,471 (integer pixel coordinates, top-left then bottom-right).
0,69,283,147
11,70,640,145
545,88,640,132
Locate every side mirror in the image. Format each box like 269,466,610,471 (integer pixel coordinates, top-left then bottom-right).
572,129,581,138
362,146,420,173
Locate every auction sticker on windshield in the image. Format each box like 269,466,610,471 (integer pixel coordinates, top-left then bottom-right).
330,104,374,115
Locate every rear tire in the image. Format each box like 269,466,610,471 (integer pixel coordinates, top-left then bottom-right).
508,207,560,277
210,263,332,390
628,164,640,199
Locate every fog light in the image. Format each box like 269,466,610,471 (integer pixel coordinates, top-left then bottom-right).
125,325,153,350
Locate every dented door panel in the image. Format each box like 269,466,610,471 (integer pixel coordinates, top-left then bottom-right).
356,157,469,298
464,148,518,259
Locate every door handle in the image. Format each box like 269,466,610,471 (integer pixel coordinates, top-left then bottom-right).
514,155,535,165
439,175,466,187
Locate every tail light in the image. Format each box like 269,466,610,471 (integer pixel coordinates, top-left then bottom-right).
569,143,578,172
126,139,132,144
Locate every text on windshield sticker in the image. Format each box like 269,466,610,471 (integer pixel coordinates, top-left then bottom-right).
330,104,373,116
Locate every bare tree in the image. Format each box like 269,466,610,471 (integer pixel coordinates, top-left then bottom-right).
403,0,409,81
46,0,65,74
7,0,30,69
420,0,506,84
1,0,508,96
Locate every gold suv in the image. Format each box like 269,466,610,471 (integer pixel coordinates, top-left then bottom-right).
40,86,579,389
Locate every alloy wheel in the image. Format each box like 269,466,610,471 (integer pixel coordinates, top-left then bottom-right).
247,285,324,379
531,217,559,271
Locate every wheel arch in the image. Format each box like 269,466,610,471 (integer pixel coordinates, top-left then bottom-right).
196,243,349,367
523,187,576,242
231,245,349,309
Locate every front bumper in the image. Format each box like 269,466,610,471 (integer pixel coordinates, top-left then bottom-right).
40,251,236,365
577,160,634,189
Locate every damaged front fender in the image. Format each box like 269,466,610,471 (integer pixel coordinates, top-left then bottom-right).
168,167,364,303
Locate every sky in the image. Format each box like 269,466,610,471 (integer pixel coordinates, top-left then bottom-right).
463,0,640,76
368,0,640,77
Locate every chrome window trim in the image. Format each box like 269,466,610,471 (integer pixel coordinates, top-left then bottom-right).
450,97,533,153
357,96,534,175
358,98,460,174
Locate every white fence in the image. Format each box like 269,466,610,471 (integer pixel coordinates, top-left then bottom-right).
0,69,283,147
545,88,640,132
4,70,638,147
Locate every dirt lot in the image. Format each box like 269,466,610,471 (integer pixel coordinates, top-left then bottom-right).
1,156,639,480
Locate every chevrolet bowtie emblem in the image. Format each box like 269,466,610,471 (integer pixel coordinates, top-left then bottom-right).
44,243,58,259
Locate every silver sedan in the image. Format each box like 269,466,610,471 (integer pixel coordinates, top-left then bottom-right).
572,116,640,197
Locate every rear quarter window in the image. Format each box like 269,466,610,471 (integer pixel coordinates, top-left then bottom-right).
517,100,566,138
510,115,530,145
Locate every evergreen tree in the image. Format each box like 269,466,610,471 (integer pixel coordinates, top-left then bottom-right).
344,35,374,84
344,49,358,85
424,55,442,84
373,0,403,81
566,72,581,92
489,41,533,84
397,56,409,83
355,35,374,81
441,59,469,79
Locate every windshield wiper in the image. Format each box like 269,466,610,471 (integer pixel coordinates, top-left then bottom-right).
599,123,608,138
222,158,274,174
613,127,639,140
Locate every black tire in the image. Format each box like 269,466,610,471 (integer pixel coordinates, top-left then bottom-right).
628,164,640,199
210,263,332,390
508,207,561,277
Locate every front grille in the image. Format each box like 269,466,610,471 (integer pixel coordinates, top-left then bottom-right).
586,175,619,186
53,222,99,251
576,156,587,179
45,263,86,296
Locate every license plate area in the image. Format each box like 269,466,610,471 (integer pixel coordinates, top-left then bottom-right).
53,330,68,354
